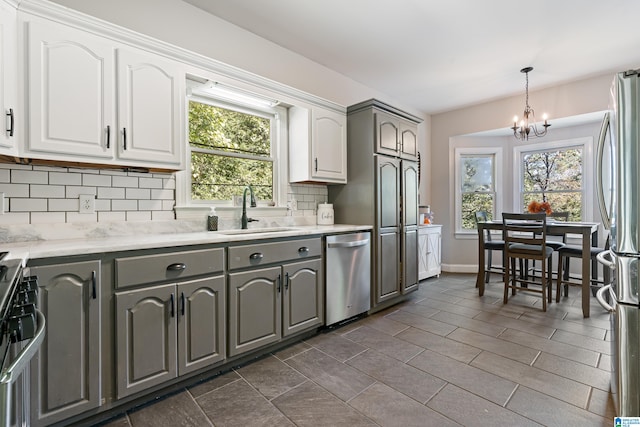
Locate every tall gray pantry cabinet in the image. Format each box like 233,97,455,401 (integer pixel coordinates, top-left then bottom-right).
329,99,421,309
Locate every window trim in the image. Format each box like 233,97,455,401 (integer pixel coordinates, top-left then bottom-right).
454,146,503,235
512,137,593,221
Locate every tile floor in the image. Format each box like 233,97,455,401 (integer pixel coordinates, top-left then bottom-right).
101,273,615,427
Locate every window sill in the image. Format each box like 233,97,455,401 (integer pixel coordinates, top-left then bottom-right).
175,205,289,220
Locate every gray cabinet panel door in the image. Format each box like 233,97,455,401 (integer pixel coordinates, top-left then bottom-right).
376,156,400,229
402,161,419,228
178,276,226,375
402,229,419,294
116,284,177,399
377,231,400,303
228,267,281,357
400,122,418,160
282,259,323,337
30,261,101,427
375,111,400,156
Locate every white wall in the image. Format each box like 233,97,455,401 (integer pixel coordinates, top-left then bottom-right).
431,73,613,271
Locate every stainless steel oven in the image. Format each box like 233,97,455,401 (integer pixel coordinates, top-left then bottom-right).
0,253,45,426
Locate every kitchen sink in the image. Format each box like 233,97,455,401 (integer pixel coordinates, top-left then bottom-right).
216,227,299,235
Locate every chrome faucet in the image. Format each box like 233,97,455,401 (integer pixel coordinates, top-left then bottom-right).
241,185,258,229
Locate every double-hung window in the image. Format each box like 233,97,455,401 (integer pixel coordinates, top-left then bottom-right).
454,147,503,233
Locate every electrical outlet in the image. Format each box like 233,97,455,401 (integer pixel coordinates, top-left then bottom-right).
79,194,95,213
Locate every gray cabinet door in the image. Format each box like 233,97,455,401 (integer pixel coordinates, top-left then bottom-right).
402,229,419,294
29,260,101,427
115,284,177,398
177,276,225,375
400,121,418,160
402,160,419,228
282,259,323,337
375,110,400,156
228,267,281,357
376,155,400,230
377,231,400,303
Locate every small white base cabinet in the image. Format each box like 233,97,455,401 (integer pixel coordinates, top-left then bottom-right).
419,225,442,280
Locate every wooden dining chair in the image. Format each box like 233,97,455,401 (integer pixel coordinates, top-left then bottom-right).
475,211,505,283
556,232,611,301
503,212,554,311
528,211,568,279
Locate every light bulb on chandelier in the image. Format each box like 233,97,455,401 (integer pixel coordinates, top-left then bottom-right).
511,67,551,141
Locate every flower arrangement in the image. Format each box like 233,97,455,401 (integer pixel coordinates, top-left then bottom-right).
527,200,552,215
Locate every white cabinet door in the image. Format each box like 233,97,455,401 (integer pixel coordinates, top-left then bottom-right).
418,229,429,280
26,19,115,160
0,1,17,153
311,107,346,182
116,48,183,167
419,225,441,279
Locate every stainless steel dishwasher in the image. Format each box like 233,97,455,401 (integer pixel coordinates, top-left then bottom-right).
325,232,371,325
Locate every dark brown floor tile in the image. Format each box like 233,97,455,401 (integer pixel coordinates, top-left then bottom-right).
348,383,461,427
499,328,600,366
384,310,458,336
305,331,367,361
520,311,607,340
408,349,517,406
507,386,609,427
473,311,556,338
360,314,411,335
195,380,293,427
128,390,211,427
598,354,612,372
99,415,131,427
284,348,375,401
426,384,542,427
532,352,611,391
273,340,312,361
470,351,591,408
187,370,241,398
346,349,446,404
272,380,376,426
430,310,506,337
588,386,616,419
397,302,441,318
396,327,481,363
416,297,483,318
447,328,539,364
343,325,424,362
237,355,307,400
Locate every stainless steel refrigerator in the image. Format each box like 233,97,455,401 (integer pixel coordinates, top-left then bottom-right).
596,69,640,416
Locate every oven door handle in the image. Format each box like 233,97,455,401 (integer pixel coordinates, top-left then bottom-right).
0,310,46,386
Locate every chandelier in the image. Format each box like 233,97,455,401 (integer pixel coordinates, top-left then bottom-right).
511,67,550,140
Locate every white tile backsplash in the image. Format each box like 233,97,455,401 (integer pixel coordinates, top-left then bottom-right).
0,164,325,225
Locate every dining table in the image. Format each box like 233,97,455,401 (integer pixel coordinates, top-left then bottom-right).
476,220,600,318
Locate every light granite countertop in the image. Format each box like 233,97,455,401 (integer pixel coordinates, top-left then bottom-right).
1,222,372,260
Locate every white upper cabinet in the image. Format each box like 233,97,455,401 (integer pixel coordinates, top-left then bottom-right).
116,48,183,166
289,105,347,184
0,1,17,154
24,17,184,169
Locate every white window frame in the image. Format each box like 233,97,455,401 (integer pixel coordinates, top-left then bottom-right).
513,137,593,221
454,147,503,235
176,80,289,219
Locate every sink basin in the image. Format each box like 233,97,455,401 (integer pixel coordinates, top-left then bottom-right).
216,227,299,235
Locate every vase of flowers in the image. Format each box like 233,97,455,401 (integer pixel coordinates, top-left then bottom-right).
527,200,552,215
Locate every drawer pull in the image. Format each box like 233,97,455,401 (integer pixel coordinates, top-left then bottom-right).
249,253,264,260
298,247,310,253
167,263,187,271
91,270,97,300
170,293,175,318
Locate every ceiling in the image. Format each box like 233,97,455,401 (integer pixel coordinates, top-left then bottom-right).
182,0,640,116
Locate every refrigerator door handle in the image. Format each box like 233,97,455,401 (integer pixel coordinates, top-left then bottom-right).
596,111,611,230
596,249,616,270
596,284,614,312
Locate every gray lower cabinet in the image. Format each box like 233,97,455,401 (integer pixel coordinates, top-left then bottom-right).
228,258,323,357
402,228,419,294
115,275,225,399
377,231,400,302
29,260,101,427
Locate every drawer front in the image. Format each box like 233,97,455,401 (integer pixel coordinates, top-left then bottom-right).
116,248,224,288
228,238,321,270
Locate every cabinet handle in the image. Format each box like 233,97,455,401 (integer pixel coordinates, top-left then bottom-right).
106,125,111,148
91,270,97,300
314,158,318,172
298,247,309,253
170,294,175,318
181,292,185,316
123,127,127,150
249,253,264,261
277,274,281,293
167,263,187,271
6,108,14,137
284,272,289,292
